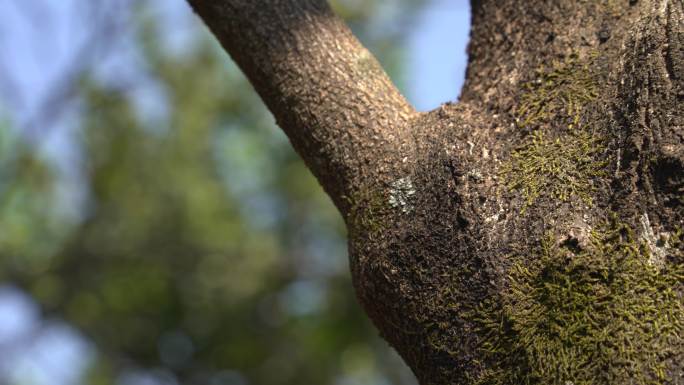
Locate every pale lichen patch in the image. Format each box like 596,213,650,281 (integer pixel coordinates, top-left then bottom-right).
388,177,416,214
640,213,669,267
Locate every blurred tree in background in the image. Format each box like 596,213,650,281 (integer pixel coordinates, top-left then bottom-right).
0,1,424,384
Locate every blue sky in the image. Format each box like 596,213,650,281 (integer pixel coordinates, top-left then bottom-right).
0,1,470,384
408,0,469,110
0,0,469,120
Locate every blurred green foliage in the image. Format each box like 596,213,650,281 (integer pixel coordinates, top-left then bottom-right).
0,1,422,385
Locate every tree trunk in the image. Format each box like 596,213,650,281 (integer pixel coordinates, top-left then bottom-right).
187,0,683,384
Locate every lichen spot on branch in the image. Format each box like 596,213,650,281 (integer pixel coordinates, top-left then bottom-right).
388,177,416,214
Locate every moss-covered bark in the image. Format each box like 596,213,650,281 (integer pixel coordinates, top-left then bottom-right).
190,0,683,383
349,1,683,383
473,222,683,384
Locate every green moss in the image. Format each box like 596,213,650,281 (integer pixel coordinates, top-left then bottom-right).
515,54,598,130
504,53,606,210
347,186,390,239
472,222,684,385
502,130,607,211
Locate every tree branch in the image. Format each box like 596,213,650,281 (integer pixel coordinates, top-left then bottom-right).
187,0,417,215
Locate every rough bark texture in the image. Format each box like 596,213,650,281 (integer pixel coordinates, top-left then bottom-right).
187,0,416,215
188,0,683,384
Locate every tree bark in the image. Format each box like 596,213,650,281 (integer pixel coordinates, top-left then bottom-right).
186,0,417,215
188,0,683,384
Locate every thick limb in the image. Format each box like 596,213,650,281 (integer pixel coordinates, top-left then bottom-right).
187,0,417,216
